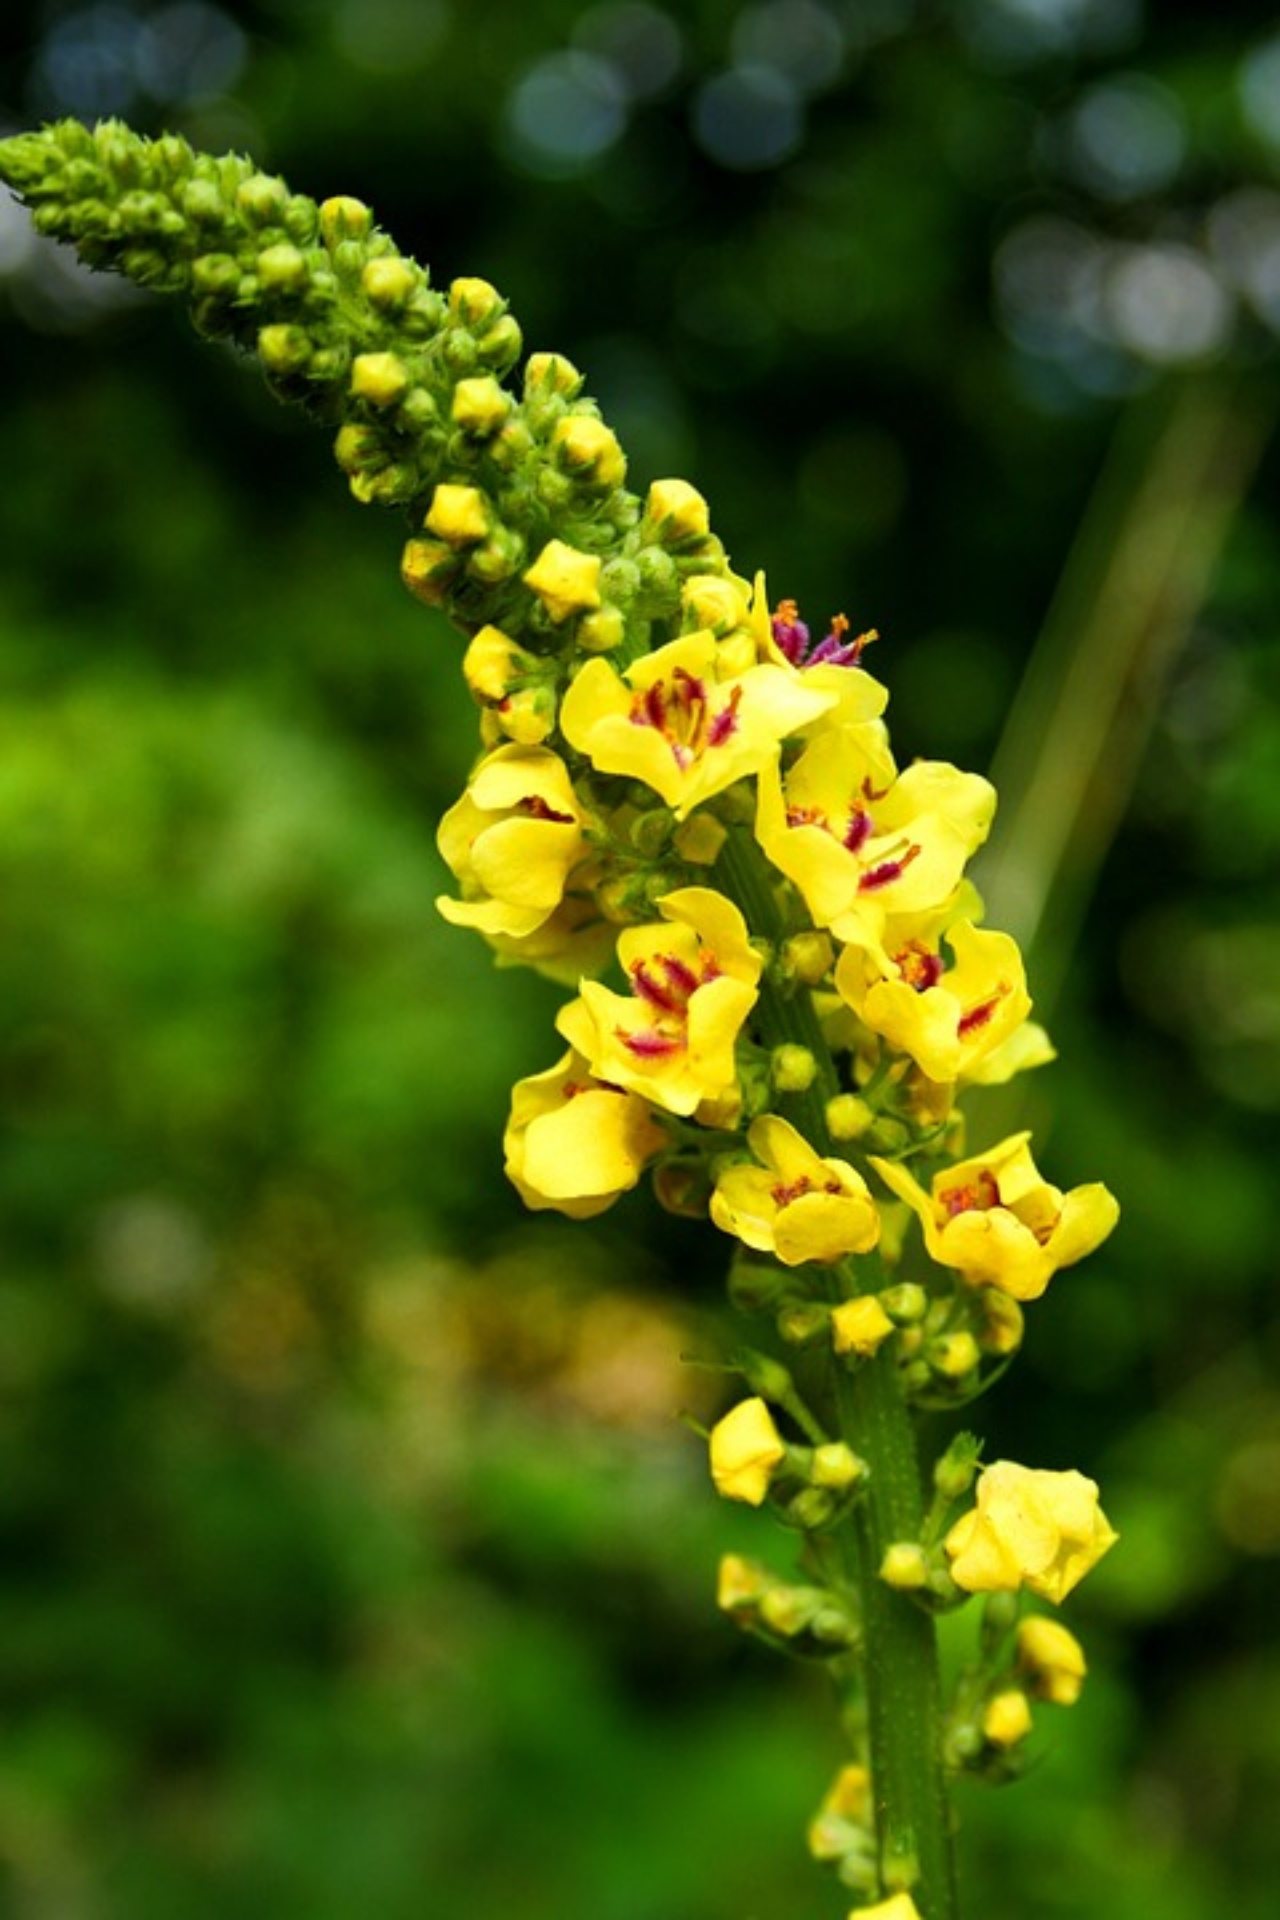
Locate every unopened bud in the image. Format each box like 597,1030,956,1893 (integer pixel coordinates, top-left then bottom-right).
831,1295,896,1359
257,323,311,375
237,173,289,225
361,254,418,309
318,194,370,244
553,413,627,489
928,1331,981,1382
825,1093,875,1142
772,1044,816,1093
524,350,584,399
449,275,504,326
351,350,410,408
425,482,489,547
982,1690,1032,1748
400,537,457,606
524,540,602,622
880,1542,930,1590
879,1283,927,1325
811,1442,866,1492
647,477,711,541
451,374,511,435
681,572,750,635
576,604,627,654
256,241,308,292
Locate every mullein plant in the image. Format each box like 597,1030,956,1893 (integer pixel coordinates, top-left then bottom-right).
0,120,1122,1920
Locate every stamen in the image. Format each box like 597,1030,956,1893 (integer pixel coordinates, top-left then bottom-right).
706,682,743,746
631,959,685,1014
941,1170,1000,1218
843,808,874,854
858,843,921,892
896,944,944,993
658,952,701,1000
517,794,575,825
620,1026,684,1060
957,985,1008,1037
771,597,810,665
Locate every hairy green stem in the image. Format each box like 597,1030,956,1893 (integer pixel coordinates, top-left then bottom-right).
716,826,958,1918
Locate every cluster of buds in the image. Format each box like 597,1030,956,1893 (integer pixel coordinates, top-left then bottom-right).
0,120,1124,1920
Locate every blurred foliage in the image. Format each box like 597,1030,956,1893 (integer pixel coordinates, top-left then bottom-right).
2,1,1280,1916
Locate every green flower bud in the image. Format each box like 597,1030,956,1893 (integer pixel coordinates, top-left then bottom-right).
256,242,308,292
879,1283,928,1326
771,1044,816,1094
362,255,418,309
191,252,240,296
474,314,523,372
634,544,680,612
933,1432,982,1501
237,173,290,225
180,178,225,226
599,556,641,607
576,604,626,653
258,323,312,375
440,328,478,377
467,526,527,585
777,1303,832,1347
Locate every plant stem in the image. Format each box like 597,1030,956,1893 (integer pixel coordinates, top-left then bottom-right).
715,825,958,1918
832,1325,958,1918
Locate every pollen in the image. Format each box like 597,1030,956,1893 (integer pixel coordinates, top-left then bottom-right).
941,1171,1001,1218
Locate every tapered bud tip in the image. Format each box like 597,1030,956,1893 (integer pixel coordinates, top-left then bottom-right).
318,195,371,244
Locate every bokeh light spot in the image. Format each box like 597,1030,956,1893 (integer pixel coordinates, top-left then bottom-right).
691,64,803,172
572,2,682,101
1065,74,1185,202
730,0,846,95
1103,244,1231,365
504,51,629,179
136,2,247,104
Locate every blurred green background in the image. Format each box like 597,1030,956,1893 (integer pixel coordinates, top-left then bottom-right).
2,2,1280,1916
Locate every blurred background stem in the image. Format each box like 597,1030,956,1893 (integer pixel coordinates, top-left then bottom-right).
976,374,1272,1022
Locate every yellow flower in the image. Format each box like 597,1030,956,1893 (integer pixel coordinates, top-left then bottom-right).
759,580,889,727
869,1132,1120,1302
756,723,994,933
436,744,591,940
708,1396,787,1505
1017,1616,1088,1705
835,919,1032,1085
711,1114,881,1266
480,894,616,986
944,1460,1118,1603
557,888,761,1116
559,630,834,819
504,1047,667,1219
